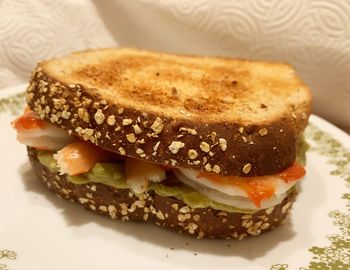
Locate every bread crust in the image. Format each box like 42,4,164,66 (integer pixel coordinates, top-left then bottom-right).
26,48,311,176
28,147,296,239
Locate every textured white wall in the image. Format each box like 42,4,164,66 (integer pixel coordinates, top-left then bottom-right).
0,0,349,130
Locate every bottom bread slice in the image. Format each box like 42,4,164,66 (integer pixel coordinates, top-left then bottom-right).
28,147,296,239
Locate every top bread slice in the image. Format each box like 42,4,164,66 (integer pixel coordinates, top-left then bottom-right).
26,48,312,177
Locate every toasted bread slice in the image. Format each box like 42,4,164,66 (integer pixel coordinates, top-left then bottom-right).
28,147,296,239
27,48,312,176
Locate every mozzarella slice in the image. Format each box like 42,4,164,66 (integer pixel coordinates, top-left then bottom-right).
14,111,74,151
174,169,288,210
178,168,297,198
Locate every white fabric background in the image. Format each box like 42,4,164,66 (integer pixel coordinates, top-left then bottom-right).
1,0,349,131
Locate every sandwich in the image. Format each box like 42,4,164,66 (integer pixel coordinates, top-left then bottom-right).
12,48,312,239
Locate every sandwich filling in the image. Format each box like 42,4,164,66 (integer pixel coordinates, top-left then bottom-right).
13,109,307,212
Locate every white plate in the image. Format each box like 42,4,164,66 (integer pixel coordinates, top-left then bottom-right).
0,85,349,270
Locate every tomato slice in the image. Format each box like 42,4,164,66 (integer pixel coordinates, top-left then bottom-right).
279,162,306,183
197,161,306,208
197,172,275,208
11,107,45,130
245,181,276,208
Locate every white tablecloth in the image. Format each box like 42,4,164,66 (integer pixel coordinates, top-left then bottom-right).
1,0,349,131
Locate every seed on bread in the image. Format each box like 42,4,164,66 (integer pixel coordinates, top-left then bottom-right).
39,95,45,105
107,115,116,126
137,139,145,144
99,205,107,212
282,201,292,213
212,164,221,173
150,117,164,134
258,128,268,136
193,214,200,222
204,163,212,172
52,97,66,110
242,163,252,174
171,203,179,211
61,110,71,120
94,109,105,124
79,197,89,204
210,131,217,142
153,141,160,155
179,127,197,135
168,141,185,154
218,138,227,151
188,149,198,159
126,133,136,143
77,108,89,122
75,127,94,141
156,210,165,220
203,156,207,164
108,205,117,219
122,119,133,126
133,124,142,134
179,206,190,213
199,142,210,153
136,148,144,155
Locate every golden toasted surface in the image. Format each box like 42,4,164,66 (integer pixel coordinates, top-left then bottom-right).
42,48,311,124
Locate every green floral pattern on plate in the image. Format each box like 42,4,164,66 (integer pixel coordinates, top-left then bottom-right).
0,250,17,270
1,92,349,269
270,264,289,270
271,124,350,270
0,92,23,270
0,92,25,115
